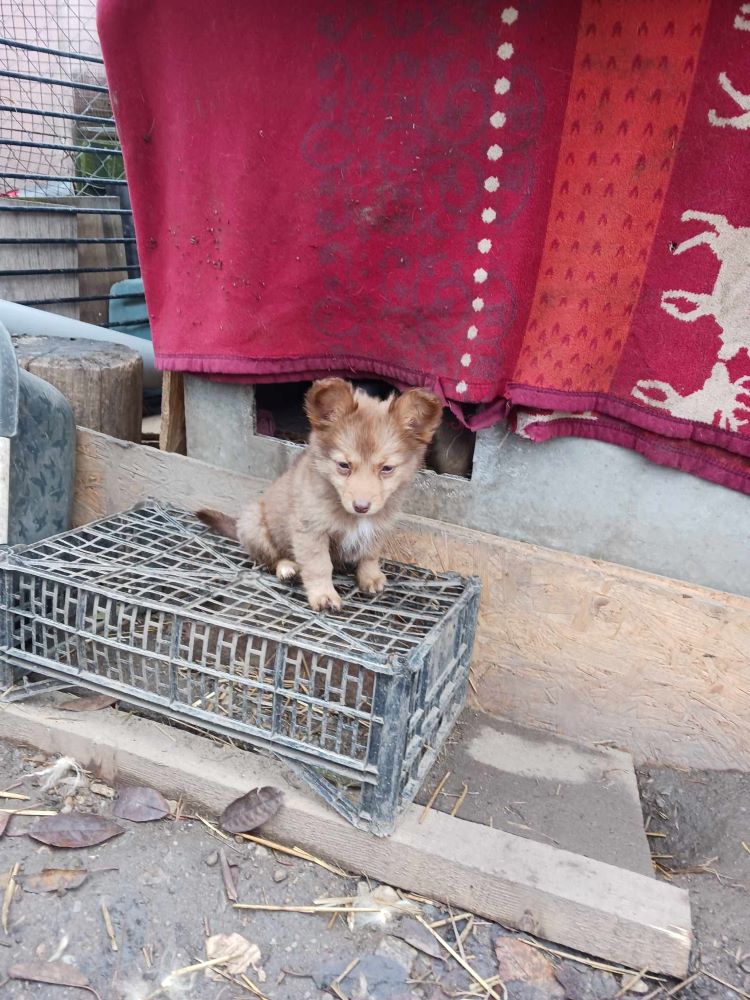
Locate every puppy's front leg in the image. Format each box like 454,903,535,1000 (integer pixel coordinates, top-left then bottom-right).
357,548,387,595
294,531,341,611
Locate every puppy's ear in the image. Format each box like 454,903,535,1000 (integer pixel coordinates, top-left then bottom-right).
391,388,443,444
305,378,356,430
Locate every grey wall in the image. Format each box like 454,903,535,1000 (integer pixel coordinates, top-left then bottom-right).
184,376,750,597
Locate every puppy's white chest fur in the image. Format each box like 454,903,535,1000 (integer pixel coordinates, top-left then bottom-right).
337,519,376,562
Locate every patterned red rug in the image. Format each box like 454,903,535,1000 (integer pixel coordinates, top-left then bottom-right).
100,0,750,492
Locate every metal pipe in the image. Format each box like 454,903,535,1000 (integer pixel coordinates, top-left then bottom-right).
0,68,108,93
0,266,134,277
0,237,135,245
0,37,104,64
0,300,160,390
0,104,114,126
17,294,141,306
0,137,123,157
0,204,132,216
0,171,127,186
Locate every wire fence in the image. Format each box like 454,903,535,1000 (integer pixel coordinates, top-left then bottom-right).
0,0,140,325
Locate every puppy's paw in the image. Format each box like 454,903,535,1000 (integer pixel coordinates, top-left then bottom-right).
307,586,342,612
357,567,387,594
275,559,299,581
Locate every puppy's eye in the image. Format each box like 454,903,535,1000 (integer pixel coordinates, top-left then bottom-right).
380,464,395,476
336,461,351,474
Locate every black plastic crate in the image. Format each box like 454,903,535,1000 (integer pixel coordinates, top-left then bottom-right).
0,500,480,834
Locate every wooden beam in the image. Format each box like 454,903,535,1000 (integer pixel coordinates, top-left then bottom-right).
0,208,79,319
72,427,750,772
0,698,691,976
159,371,186,455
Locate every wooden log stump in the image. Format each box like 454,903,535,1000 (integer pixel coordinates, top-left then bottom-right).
13,335,143,443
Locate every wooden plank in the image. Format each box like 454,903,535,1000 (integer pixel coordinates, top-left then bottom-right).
50,196,128,326
0,697,691,976
159,371,186,454
72,427,750,772
0,209,79,319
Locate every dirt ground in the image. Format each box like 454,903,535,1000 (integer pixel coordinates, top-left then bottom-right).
637,767,750,1000
0,739,748,1000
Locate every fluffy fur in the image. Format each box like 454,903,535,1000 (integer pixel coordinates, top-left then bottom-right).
197,378,443,611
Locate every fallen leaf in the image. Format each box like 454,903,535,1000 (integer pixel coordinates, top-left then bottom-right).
0,813,9,837
219,849,238,903
90,781,115,799
23,868,89,894
620,973,649,996
205,932,263,979
554,964,619,1000
220,786,283,834
59,694,117,712
348,882,420,930
2,862,19,933
495,937,564,999
392,918,445,961
113,786,170,822
9,960,99,997
27,813,124,849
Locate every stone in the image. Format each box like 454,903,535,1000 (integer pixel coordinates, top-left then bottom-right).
495,936,564,1000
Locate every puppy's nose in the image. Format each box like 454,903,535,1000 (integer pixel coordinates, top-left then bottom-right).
353,500,371,514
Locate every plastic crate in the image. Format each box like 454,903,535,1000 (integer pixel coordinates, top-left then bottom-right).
0,501,480,835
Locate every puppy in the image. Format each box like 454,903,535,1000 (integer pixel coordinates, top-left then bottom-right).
197,378,443,611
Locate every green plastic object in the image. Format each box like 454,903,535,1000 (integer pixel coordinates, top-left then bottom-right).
109,278,160,408
108,277,151,342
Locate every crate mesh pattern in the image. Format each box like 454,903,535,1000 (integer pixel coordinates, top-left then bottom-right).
0,501,480,833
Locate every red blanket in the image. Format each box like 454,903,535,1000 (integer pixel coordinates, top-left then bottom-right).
99,0,750,493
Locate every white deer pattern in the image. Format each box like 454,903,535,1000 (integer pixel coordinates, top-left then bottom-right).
708,71,750,130
660,210,750,362
632,364,750,433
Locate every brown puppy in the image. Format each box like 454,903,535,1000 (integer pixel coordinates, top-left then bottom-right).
197,378,443,611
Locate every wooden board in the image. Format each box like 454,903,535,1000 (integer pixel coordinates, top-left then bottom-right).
159,371,186,454
72,427,750,772
49,196,128,326
0,697,691,976
0,208,79,319
15,337,142,442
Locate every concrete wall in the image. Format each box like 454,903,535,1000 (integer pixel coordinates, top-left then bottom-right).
184,376,750,598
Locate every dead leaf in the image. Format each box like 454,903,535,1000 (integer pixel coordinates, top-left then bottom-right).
23,868,89,894
219,849,238,903
59,694,117,712
220,787,283,834
392,918,445,961
9,960,100,998
28,813,124,849
90,781,115,799
113,786,170,823
620,974,649,996
205,933,263,980
347,882,420,930
554,964,619,1000
495,937,564,999
2,862,19,933
0,813,9,837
